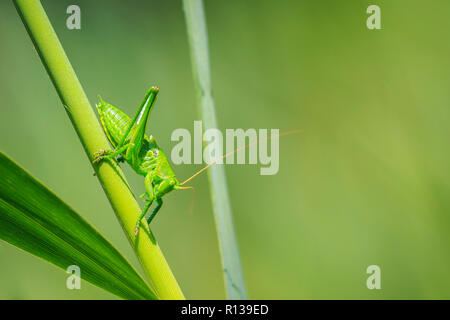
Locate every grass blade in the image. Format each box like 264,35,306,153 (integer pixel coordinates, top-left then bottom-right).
182,0,248,299
12,0,184,299
0,152,157,300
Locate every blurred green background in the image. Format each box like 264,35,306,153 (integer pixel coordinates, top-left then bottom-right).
1,0,449,299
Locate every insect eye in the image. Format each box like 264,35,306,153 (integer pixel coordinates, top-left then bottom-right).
152,150,159,157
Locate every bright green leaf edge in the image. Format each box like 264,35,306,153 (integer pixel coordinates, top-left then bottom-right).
0,152,157,300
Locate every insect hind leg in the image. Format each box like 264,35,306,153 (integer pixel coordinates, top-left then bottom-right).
134,173,156,237
92,143,131,164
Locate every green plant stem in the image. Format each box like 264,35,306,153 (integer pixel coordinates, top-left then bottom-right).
182,0,248,299
13,0,184,300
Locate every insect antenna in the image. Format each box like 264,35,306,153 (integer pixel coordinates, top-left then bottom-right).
180,129,302,186
178,186,194,190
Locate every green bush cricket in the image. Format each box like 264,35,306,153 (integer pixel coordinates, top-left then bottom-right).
93,86,193,237
93,86,298,237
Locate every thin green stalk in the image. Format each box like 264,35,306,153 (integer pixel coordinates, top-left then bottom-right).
13,0,184,300
182,0,248,299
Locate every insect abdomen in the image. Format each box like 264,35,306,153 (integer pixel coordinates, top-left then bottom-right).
96,99,132,148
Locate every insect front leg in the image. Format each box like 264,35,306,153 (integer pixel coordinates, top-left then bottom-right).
147,198,163,225
134,173,155,237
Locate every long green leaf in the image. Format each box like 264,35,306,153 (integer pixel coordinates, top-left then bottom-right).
12,0,183,299
182,0,248,299
0,152,157,300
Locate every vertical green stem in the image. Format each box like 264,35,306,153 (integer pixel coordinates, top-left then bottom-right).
182,0,248,299
13,0,184,300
